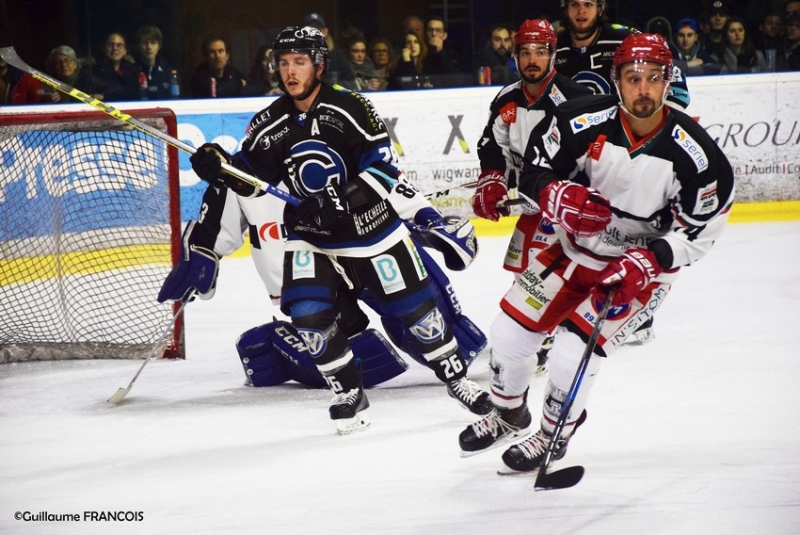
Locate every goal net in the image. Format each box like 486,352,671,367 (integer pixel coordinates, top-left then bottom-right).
0,108,183,363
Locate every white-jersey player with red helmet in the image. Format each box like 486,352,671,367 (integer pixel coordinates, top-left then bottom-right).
460,33,734,475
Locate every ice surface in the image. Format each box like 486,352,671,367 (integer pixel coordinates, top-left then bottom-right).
2,221,799,534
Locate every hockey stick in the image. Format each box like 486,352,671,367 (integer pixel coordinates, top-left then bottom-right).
0,46,300,207
533,287,617,491
107,294,193,405
424,180,478,199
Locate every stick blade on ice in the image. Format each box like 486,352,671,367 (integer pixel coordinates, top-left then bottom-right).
107,387,130,405
534,466,585,491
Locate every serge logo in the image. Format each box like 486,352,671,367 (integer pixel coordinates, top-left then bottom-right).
570,107,616,133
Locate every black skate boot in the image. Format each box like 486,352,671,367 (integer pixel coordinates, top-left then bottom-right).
535,334,555,377
446,377,493,415
628,317,655,345
329,386,370,435
499,410,587,475
459,401,532,457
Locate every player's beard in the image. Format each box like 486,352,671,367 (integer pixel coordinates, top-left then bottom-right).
569,15,600,41
520,66,548,85
629,97,659,119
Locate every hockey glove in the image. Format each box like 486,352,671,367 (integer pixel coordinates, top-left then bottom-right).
539,181,612,237
157,221,220,303
408,208,478,270
592,248,663,306
296,183,348,229
471,170,509,221
190,143,257,197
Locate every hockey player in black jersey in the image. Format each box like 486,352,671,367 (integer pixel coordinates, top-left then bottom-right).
186,26,490,435
460,33,734,474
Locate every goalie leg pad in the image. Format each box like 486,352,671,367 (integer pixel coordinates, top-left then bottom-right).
238,321,408,389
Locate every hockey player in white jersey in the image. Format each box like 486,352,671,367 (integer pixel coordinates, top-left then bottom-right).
459,33,734,474
473,19,591,376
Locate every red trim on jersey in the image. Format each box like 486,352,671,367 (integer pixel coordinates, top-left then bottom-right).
522,70,556,106
620,106,669,151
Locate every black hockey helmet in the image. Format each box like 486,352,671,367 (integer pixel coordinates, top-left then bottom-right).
269,26,328,72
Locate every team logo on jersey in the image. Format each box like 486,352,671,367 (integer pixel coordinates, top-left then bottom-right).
410,308,447,343
291,250,315,279
372,253,406,294
296,328,326,357
542,116,562,159
696,181,719,215
672,126,709,173
290,139,347,195
538,218,556,235
571,107,617,133
592,296,630,320
258,221,286,241
548,85,567,106
572,71,612,96
500,101,517,124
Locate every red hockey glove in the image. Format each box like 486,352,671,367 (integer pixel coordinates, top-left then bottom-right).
592,248,663,306
539,181,612,237
472,170,509,221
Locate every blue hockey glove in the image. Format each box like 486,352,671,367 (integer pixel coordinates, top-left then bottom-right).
157,221,220,303
408,207,478,270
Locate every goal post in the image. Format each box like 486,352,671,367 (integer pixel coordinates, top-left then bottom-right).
0,107,184,363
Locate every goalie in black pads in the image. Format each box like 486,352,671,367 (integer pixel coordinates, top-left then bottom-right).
459,33,733,474
178,25,490,435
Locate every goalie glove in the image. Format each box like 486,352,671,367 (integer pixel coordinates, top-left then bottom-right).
471,170,509,221
408,207,478,270
539,181,612,237
592,248,663,306
189,143,257,198
157,221,220,303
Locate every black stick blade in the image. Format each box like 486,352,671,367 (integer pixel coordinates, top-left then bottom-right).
534,465,585,491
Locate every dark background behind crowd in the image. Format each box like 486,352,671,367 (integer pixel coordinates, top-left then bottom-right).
1,0,797,104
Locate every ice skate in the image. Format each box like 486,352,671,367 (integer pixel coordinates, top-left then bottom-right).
329,387,370,435
459,403,532,457
626,317,655,345
446,377,493,415
498,410,586,475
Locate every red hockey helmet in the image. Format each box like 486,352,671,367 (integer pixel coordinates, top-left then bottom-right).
514,19,557,50
612,33,674,78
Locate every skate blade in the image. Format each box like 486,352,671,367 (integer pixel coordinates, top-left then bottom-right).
497,465,539,476
335,410,370,435
459,427,531,458
625,328,655,346
533,364,548,377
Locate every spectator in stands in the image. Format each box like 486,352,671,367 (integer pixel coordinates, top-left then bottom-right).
671,17,719,75
777,12,800,70
45,45,90,102
346,32,383,91
0,56,50,104
701,0,730,58
423,16,463,78
474,23,517,86
388,31,429,89
369,37,396,82
243,44,282,96
754,11,784,52
189,36,246,98
135,25,175,100
303,12,357,89
83,32,139,101
394,15,425,55
712,16,768,73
